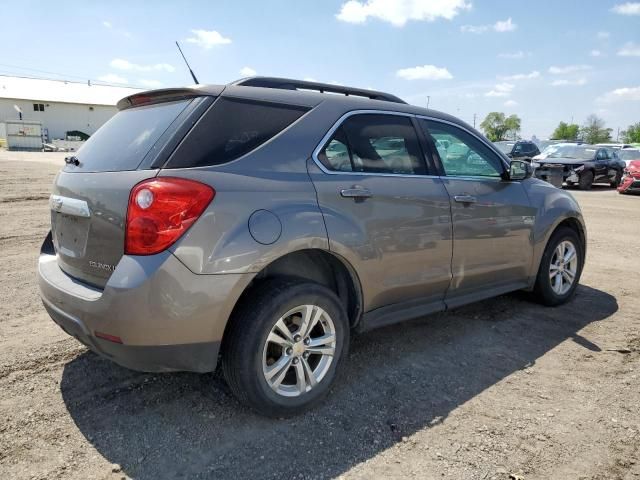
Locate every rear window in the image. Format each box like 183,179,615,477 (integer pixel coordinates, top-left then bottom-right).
165,97,309,168
72,99,192,172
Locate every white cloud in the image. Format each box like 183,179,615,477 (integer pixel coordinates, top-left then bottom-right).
138,79,163,88
485,82,515,97
498,70,540,81
185,29,232,49
97,74,128,84
597,31,610,39
303,77,318,82
396,64,453,80
611,2,640,15
598,85,640,102
102,21,112,28
504,99,518,107
548,64,592,75
110,58,175,73
590,49,602,57
461,17,517,34
550,78,587,86
617,42,640,56
335,0,471,27
239,66,257,76
494,17,517,32
498,51,525,59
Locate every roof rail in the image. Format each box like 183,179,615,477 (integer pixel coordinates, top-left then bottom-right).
231,76,407,104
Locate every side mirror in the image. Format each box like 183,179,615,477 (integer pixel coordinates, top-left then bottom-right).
509,159,533,181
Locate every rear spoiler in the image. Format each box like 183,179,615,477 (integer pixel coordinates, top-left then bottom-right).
117,85,224,110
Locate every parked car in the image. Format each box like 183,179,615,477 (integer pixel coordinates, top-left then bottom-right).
618,160,640,194
533,144,625,189
37,77,587,416
533,142,581,161
494,140,540,162
617,148,640,167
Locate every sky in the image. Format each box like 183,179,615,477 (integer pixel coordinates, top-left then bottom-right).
1,0,639,138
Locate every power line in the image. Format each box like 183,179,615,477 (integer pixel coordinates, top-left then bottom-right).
0,71,144,90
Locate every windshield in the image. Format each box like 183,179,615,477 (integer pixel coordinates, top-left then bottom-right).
619,150,640,160
546,145,596,160
494,142,514,154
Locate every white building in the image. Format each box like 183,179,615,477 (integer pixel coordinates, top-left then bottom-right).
0,75,142,140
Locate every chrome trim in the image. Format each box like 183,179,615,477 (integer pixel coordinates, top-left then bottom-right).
310,109,510,180
49,195,91,218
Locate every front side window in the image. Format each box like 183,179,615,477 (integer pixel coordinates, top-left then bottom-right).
318,114,426,175
420,119,504,178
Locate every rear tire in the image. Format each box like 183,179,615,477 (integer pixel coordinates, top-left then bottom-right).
578,170,593,190
222,278,349,417
533,226,583,306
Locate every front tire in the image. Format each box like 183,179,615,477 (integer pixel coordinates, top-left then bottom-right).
579,170,594,190
610,170,622,188
533,226,583,306
222,278,349,417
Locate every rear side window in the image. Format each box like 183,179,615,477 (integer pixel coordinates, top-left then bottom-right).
73,99,192,172
318,114,426,175
166,98,309,168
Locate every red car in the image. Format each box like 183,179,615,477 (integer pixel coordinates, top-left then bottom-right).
618,160,640,194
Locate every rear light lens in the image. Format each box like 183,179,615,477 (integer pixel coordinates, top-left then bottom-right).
125,177,215,255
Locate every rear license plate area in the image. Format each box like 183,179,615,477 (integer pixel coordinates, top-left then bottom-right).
52,212,90,258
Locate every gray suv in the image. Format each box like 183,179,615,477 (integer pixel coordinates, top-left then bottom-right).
38,77,586,416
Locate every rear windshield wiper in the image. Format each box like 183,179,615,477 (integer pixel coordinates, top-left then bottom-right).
64,156,80,166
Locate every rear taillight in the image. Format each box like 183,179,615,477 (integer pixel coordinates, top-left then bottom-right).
125,177,215,255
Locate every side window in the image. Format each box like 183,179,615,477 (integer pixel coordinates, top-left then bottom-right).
318,128,353,172
513,143,523,155
318,114,426,175
597,149,607,160
420,119,504,177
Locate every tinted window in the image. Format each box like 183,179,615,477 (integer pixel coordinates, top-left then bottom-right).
74,99,192,172
318,114,426,175
167,98,309,168
421,119,503,177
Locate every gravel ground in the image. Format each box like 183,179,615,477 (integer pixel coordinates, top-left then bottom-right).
1,152,639,480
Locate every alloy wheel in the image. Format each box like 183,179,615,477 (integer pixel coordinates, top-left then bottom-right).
549,240,578,295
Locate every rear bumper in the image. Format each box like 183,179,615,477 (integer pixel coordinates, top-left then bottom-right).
38,235,254,373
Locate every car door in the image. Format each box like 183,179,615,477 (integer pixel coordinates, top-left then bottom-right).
418,118,537,308
307,112,453,316
595,148,609,180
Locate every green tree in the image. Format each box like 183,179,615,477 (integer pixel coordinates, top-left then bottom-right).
580,115,612,144
480,112,521,141
621,122,640,143
551,121,580,140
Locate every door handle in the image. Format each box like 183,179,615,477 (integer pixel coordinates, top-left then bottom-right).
454,195,477,204
340,187,372,199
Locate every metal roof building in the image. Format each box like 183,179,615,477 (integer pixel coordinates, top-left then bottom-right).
0,75,142,140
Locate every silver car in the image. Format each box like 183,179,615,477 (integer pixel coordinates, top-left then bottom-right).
38,77,586,416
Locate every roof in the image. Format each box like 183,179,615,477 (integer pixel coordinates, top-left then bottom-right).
0,75,142,106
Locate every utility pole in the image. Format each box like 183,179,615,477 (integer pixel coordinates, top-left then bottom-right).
426,96,431,109
473,113,477,129
616,127,620,142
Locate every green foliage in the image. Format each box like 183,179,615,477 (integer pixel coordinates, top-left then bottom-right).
551,121,580,140
480,112,521,141
580,115,612,144
621,122,640,143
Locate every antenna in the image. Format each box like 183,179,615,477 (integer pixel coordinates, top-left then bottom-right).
175,41,199,85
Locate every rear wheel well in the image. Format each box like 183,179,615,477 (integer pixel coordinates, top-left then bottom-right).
222,250,362,347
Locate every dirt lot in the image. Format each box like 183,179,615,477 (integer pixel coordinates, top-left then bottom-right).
1,152,639,480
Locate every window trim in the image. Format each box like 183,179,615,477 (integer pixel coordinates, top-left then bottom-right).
312,110,434,178
312,110,510,180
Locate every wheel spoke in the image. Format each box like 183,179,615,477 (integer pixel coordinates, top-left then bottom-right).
553,271,562,292
301,357,317,388
265,355,291,382
564,245,576,264
307,346,334,356
267,331,292,348
298,305,323,339
308,333,335,348
274,319,294,343
294,361,307,394
562,271,573,285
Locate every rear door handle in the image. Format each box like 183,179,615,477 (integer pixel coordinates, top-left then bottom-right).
340,187,372,199
454,195,477,204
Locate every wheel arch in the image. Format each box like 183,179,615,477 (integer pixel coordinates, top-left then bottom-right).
221,248,363,349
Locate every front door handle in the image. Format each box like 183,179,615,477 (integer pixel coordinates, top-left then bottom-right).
454,194,477,204
340,187,372,199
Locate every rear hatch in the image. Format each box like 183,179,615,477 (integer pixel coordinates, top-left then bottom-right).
49,91,212,288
